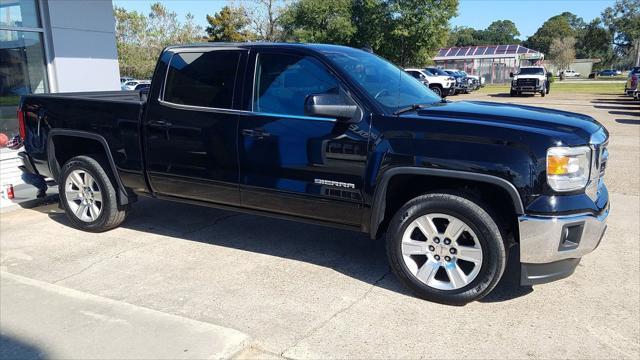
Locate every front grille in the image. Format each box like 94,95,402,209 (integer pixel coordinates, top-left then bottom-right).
517,78,538,87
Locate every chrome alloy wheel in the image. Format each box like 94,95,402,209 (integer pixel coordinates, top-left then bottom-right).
65,169,103,222
401,213,483,290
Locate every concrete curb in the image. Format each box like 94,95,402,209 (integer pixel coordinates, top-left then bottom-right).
1,271,250,359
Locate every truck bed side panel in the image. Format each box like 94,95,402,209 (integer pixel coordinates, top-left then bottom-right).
21,94,145,192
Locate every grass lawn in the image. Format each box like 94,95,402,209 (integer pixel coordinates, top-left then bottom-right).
0,96,20,107
476,82,625,95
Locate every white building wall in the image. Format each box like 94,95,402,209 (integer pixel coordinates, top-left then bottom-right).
44,0,120,92
1,0,120,189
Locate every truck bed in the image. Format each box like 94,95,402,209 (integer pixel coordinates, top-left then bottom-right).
28,90,146,103
20,90,147,183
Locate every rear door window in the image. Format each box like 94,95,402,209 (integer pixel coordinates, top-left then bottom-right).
164,51,240,109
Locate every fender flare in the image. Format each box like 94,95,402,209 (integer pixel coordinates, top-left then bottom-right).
47,129,130,205
369,167,525,239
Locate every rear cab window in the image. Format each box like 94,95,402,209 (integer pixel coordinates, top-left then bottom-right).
163,50,241,109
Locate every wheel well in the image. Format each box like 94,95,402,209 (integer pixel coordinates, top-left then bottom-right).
429,84,443,89
376,174,519,243
51,135,105,178
50,134,132,206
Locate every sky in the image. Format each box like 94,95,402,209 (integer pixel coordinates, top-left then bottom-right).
112,0,617,40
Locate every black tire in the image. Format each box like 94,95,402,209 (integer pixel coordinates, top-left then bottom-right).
430,85,443,97
386,192,507,305
510,90,516,97
541,88,546,97
59,155,127,232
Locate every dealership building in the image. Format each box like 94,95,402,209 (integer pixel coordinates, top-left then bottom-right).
1,0,120,186
433,44,545,84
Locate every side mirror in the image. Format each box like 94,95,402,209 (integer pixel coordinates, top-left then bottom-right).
304,93,359,121
509,72,514,78
546,73,552,78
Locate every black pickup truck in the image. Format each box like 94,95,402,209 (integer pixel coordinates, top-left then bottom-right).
17,43,609,304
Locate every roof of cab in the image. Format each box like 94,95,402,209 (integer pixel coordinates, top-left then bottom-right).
164,42,358,53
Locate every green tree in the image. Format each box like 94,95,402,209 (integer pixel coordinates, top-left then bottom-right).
576,18,613,65
523,14,576,54
280,0,355,43
447,20,520,47
447,26,481,46
350,0,388,50
114,3,203,79
379,0,458,66
206,6,256,42
483,20,520,45
602,0,640,67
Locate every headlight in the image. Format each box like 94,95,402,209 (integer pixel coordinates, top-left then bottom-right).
547,146,591,191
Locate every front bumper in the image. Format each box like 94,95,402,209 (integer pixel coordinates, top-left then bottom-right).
519,204,609,285
511,85,544,92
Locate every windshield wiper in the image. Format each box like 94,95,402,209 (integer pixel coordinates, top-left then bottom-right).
393,103,426,115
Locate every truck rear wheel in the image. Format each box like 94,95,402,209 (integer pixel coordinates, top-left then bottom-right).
386,192,507,305
59,155,127,232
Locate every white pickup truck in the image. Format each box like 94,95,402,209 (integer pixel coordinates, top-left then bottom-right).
510,66,551,97
405,68,455,97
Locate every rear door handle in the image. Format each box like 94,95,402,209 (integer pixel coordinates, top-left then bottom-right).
148,119,173,128
242,129,270,139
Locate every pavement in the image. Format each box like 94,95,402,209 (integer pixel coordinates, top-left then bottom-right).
0,92,638,359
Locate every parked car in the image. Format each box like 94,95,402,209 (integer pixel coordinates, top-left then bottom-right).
510,66,551,97
443,69,472,94
405,68,455,97
625,66,640,100
134,83,151,91
121,80,150,91
17,43,609,305
460,71,485,87
456,70,481,91
120,76,134,85
599,69,618,77
424,67,459,96
561,69,580,78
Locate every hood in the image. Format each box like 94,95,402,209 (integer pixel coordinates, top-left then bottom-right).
513,74,545,80
407,100,603,145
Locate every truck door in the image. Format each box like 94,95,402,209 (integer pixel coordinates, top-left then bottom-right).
237,50,369,226
144,48,247,205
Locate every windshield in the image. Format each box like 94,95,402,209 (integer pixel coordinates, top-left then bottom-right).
324,48,441,113
425,68,449,76
518,68,544,75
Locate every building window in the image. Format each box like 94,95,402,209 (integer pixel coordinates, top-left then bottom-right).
0,0,48,136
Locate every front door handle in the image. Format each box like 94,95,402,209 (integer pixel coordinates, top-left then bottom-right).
148,119,173,128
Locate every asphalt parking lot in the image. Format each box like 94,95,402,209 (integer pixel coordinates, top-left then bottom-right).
1,91,638,359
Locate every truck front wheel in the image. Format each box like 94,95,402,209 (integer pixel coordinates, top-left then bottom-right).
429,85,443,97
386,192,507,305
59,155,127,232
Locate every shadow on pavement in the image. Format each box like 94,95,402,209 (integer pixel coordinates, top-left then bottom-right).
0,334,48,360
42,197,533,304
593,104,640,111
608,110,640,117
616,118,640,125
18,194,59,210
487,93,536,98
